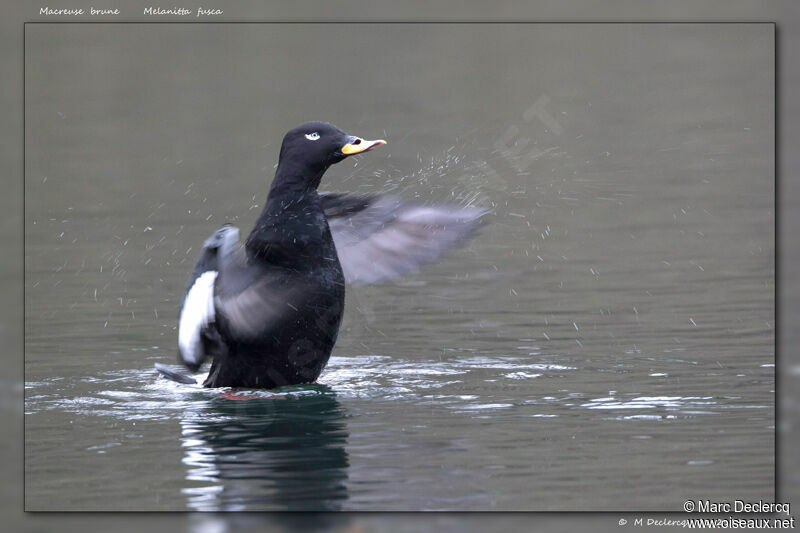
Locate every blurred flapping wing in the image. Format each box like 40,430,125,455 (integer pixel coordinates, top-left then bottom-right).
321,193,487,285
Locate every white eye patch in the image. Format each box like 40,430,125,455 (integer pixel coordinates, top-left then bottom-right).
305,132,320,141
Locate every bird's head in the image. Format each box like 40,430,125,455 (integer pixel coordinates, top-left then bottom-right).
274,121,387,191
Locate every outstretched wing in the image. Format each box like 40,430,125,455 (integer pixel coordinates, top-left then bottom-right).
177,225,240,370
213,273,308,342
320,193,488,285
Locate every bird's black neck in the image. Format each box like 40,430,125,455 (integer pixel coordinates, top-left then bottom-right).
245,171,330,265
267,153,328,197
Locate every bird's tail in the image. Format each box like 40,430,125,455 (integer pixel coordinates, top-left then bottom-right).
154,362,198,385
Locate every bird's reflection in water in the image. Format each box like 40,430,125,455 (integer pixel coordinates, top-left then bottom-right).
180,385,349,511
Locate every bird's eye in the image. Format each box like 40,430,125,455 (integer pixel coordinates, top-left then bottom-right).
305,132,320,141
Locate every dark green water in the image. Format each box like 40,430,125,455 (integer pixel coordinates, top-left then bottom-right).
24,24,774,510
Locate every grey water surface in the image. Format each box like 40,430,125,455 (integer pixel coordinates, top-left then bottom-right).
24,24,774,510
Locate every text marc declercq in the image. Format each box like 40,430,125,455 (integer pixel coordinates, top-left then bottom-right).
697,500,791,515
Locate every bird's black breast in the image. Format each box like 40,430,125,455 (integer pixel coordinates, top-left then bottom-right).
245,192,339,270
205,191,346,389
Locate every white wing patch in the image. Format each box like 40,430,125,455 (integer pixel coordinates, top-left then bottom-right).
178,270,218,366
